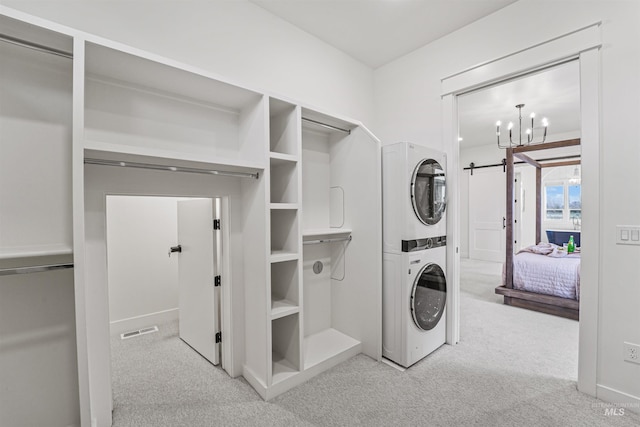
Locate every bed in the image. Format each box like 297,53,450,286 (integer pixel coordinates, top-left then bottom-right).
495,138,582,320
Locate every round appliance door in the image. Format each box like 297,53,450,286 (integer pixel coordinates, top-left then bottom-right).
411,159,446,225
410,262,446,331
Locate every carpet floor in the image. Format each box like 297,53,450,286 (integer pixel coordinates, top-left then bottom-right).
110,258,639,426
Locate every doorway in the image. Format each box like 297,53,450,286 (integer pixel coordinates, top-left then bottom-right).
105,195,223,405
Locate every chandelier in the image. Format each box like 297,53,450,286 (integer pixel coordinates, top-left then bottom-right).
496,104,548,149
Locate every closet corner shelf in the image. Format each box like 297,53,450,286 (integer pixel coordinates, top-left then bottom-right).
270,203,299,210
303,328,361,371
270,251,299,263
272,352,299,385
269,152,298,165
271,299,299,320
302,228,352,239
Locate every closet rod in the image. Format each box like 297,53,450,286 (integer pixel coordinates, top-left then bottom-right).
0,263,74,277
303,235,352,245
302,117,351,135
84,158,260,179
0,33,73,59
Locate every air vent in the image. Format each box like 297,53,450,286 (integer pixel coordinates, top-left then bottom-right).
120,325,159,340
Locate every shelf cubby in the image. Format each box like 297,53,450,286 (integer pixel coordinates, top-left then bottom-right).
269,99,299,156
270,260,299,320
271,314,300,384
270,209,299,256
270,157,298,204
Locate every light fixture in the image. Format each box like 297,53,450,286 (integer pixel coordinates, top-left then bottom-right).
496,104,548,149
569,166,581,184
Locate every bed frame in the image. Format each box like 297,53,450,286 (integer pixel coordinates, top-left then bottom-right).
494,138,581,321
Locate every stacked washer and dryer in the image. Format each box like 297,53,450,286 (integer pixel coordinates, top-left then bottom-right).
382,142,448,368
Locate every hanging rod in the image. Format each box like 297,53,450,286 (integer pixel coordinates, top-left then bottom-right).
302,117,351,135
0,33,73,59
303,235,352,245
0,263,74,277
84,158,260,179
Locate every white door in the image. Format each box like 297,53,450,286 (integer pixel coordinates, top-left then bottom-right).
177,198,220,365
469,168,506,262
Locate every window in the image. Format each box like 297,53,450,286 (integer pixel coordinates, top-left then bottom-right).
569,185,581,219
545,183,581,220
545,185,564,219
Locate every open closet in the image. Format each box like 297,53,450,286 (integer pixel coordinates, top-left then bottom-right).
0,9,383,424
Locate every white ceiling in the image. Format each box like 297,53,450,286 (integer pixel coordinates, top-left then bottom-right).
458,60,581,149
249,0,518,68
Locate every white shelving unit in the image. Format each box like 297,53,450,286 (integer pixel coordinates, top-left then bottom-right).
0,9,383,422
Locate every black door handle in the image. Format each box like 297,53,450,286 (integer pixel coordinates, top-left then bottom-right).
169,245,182,257
503,217,506,229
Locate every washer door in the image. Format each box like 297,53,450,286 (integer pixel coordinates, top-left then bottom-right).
411,159,446,225
411,262,446,331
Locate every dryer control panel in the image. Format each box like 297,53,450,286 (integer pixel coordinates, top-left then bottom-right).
402,235,446,252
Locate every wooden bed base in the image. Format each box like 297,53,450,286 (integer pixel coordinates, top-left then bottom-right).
495,286,579,321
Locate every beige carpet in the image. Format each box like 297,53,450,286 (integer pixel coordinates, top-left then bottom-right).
110,258,639,426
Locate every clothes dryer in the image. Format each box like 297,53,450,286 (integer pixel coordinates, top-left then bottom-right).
383,142,447,254
382,236,447,367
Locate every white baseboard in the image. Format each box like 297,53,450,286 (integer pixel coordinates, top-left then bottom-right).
110,308,179,336
597,384,640,415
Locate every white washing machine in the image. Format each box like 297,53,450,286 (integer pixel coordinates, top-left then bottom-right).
382,142,447,254
382,237,447,367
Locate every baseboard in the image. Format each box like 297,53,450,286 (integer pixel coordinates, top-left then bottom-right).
242,365,267,400
597,384,640,415
110,308,179,336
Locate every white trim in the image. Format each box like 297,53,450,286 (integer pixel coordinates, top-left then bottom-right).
443,94,460,345
577,48,600,396
442,23,601,96
443,26,601,398
597,384,640,415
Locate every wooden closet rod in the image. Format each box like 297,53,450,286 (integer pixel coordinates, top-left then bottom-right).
85,158,260,179
0,33,73,59
302,117,351,134
0,263,74,277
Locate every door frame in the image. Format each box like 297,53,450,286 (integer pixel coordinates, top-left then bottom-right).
442,23,601,396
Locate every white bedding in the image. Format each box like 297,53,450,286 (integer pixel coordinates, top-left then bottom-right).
511,251,581,300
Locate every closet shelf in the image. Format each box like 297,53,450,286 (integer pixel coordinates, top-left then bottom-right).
270,251,299,263
303,328,361,370
271,299,299,320
302,228,352,239
270,152,298,165
0,245,73,260
270,203,299,210
84,140,265,175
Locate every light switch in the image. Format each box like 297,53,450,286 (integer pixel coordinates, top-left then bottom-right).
617,226,640,245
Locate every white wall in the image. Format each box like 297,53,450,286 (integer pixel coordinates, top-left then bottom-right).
375,0,640,406
106,196,187,334
2,0,374,126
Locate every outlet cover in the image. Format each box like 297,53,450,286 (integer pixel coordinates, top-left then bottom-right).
624,342,640,364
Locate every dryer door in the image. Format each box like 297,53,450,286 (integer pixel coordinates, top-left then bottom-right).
411,262,446,331
411,159,446,225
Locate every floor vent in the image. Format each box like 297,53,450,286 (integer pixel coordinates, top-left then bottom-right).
120,325,159,340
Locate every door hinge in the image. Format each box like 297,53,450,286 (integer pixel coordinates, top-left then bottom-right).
213,219,221,230
214,275,221,287
215,332,222,343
